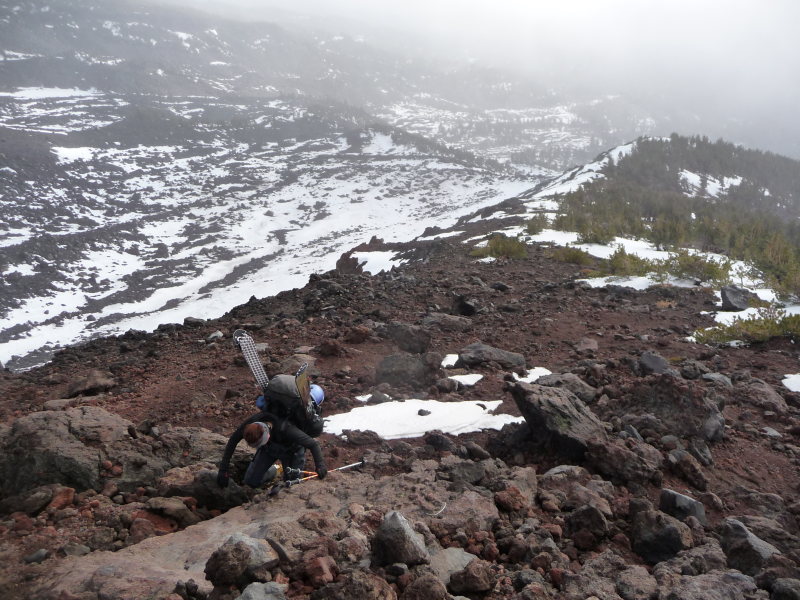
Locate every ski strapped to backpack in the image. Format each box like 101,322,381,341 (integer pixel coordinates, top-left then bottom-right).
233,329,270,393
234,330,322,434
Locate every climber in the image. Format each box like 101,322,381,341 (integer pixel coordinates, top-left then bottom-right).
216,379,327,488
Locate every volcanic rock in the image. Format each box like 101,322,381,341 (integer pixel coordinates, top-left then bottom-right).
720,518,782,576
535,372,598,403
629,499,693,565
659,489,708,526
721,285,760,311
458,342,525,370
511,382,608,460
371,511,430,567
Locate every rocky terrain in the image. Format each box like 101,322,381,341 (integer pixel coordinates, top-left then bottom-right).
1,217,800,600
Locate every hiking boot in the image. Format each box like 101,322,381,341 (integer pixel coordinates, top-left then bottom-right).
261,465,278,486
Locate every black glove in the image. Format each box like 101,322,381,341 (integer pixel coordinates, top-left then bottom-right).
216,469,230,488
316,467,328,480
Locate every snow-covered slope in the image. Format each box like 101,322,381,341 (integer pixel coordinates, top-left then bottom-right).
0,99,531,368
4,1,795,371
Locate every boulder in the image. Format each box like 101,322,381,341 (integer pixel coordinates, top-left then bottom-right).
448,559,495,595
236,582,288,600
458,342,525,370
156,463,249,510
772,578,800,600
0,407,127,495
386,322,431,354
620,375,726,442
667,449,709,491
310,570,396,600
658,541,728,579
630,500,693,565
376,353,439,388
0,484,57,516
399,574,449,600
421,313,472,333
538,465,613,517
564,504,609,550
505,465,538,505
146,496,202,528
735,515,800,556
428,547,478,586
660,571,765,600
735,380,790,414
205,533,280,587
510,382,608,461
586,438,663,485
372,511,430,567
204,540,252,587
721,285,759,311
436,456,486,485
427,490,499,537
702,372,733,387
681,360,711,380
560,550,634,600
0,407,230,499
574,336,599,354
616,565,659,600
639,351,675,376
452,295,481,316
659,489,707,526
720,518,782,576
66,369,116,397
536,373,598,403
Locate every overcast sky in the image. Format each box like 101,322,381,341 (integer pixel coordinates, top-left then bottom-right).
156,0,799,154
169,0,799,83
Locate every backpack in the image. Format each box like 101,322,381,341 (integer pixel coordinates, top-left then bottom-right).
264,374,306,419
264,368,321,436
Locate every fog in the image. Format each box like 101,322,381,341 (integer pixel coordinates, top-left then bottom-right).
156,0,800,157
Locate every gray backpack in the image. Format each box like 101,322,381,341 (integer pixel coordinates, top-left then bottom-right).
265,374,316,424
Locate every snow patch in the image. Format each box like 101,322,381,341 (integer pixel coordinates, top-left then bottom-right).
448,374,483,386
52,147,95,163
782,374,800,392
351,251,404,275
325,399,523,439
514,367,552,383
0,87,101,100
441,354,459,368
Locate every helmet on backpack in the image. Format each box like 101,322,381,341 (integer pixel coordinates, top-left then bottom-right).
309,384,325,406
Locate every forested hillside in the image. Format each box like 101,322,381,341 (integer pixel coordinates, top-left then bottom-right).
553,135,800,296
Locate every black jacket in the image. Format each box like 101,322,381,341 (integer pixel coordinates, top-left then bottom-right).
219,410,326,474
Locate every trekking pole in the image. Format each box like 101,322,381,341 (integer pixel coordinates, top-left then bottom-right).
268,459,366,497
298,459,367,482
298,459,366,481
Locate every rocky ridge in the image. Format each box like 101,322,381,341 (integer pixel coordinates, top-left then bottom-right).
0,230,800,599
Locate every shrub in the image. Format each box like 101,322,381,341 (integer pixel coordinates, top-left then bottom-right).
662,249,732,286
695,305,800,345
525,214,549,235
576,222,617,245
551,246,594,266
604,246,654,276
470,234,528,259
